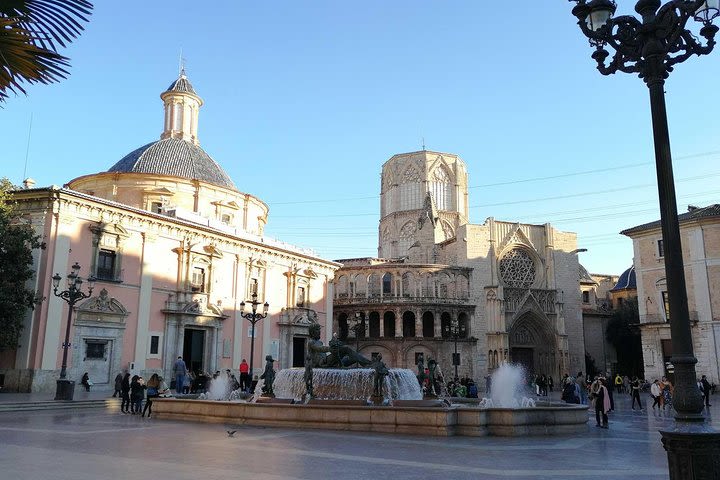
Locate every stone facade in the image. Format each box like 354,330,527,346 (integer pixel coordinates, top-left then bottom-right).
621,204,720,384
333,151,586,384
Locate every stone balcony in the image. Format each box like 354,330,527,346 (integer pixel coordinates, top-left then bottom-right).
335,293,471,306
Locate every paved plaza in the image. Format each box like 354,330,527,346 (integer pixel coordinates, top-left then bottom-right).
0,391,717,480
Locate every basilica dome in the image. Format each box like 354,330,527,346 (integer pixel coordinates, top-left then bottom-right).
108,137,237,191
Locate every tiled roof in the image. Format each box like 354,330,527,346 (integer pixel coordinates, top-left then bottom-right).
612,265,636,291
108,137,237,190
579,264,596,284
165,73,196,95
621,204,720,235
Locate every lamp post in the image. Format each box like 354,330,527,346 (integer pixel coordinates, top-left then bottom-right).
351,312,365,356
568,1,720,477
445,318,466,380
52,262,95,401
239,292,269,379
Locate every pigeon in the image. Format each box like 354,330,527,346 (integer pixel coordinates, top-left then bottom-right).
226,430,236,437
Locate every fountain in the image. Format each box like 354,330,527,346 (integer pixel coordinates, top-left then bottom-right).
153,328,588,436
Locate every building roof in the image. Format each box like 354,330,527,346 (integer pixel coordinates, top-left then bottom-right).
165,70,196,95
108,137,237,190
579,264,596,285
621,204,720,235
611,265,636,291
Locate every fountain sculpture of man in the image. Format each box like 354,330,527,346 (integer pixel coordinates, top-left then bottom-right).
427,357,438,396
307,323,371,368
416,355,427,390
259,355,276,397
372,353,389,397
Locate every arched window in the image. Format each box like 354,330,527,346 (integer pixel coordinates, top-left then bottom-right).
368,273,381,297
383,311,396,338
499,248,537,288
336,275,349,298
398,222,417,257
399,167,422,210
431,166,453,211
422,311,435,338
382,273,393,295
368,311,380,338
401,272,413,297
402,311,416,337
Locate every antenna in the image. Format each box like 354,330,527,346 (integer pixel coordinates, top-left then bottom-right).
422,136,426,151
23,113,33,181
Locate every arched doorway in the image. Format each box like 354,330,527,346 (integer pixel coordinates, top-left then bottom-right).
508,313,556,377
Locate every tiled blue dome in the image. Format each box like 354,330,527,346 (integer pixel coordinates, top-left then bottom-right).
612,266,636,290
108,137,237,190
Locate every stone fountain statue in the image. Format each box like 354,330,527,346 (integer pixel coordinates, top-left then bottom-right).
259,355,276,397
307,323,371,368
371,353,389,404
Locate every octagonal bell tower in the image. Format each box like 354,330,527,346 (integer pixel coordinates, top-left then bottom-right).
378,151,469,261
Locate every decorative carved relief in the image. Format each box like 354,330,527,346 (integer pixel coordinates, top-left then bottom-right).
499,248,537,288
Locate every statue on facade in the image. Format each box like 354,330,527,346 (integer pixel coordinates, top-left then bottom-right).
260,355,276,397
307,323,372,368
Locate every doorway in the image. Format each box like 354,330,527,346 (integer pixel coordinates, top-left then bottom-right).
183,328,205,374
292,337,306,368
511,347,534,376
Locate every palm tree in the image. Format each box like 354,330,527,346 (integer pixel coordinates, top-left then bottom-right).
0,0,92,102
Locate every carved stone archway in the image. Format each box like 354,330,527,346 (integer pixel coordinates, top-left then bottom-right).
507,312,556,377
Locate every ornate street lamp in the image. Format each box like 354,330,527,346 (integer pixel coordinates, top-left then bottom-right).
568,1,719,477
52,262,95,401
444,318,466,381
239,292,269,379
351,312,366,357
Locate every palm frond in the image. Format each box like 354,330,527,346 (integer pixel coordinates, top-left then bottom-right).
0,0,93,51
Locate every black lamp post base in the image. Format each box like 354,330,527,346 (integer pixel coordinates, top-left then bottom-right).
661,423,720,479
55,379,75,401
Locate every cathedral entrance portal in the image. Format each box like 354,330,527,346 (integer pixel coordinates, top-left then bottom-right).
183,328,205,374
508,313,555,377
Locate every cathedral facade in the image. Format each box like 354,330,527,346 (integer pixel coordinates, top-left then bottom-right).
333,151,585,383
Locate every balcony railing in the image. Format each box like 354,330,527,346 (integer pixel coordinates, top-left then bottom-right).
335,294,471,305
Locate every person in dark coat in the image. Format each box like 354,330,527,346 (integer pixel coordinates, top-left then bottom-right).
130,375,146,414
113,372,123,397
80,372,91,392
701,375,712,407
120,372,131,413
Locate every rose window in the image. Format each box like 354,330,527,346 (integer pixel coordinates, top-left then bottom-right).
499,248,536,288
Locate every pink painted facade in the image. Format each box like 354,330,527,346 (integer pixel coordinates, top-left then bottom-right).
1,72,339,392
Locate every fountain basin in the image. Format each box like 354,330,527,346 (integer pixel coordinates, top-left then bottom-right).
152,398,588,437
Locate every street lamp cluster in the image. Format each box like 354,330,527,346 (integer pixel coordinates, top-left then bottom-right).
568,1,719,477
444,318,466,380
52,262,95,401
239,292,269,378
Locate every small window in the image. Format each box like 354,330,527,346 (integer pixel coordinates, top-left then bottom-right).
151,202,163,214
191,267,205,292
221,213,232,224
86,342,105,359
250,278,259,295
662,291,670,322
658,239,665,258
414,352,425,365
296,286,305,307
617,297,624,307
150,336,160,355
582,291,590,303
97,249,116,280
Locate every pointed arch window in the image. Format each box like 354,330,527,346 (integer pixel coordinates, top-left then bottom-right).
431,166,453,211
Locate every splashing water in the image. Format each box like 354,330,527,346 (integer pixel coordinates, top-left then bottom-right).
479,364,536,408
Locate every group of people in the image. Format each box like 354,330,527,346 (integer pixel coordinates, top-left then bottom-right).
446,376,479,398
113,371,169,417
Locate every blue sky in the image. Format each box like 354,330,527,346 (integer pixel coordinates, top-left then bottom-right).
2,1,718,275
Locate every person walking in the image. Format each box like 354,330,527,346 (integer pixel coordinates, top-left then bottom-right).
701,375,712,407
661,376,674,410
650,379,663,409
591,377,610,428
113,372,123,397
630,376,643,410
173,356,187,395
120,372,131,413
576,373,588,405
142,374,166,418
239,359,250,392
614,374,623,394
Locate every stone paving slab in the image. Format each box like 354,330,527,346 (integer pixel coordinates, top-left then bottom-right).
0,392,716,479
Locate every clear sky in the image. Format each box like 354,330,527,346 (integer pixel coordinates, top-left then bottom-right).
2,1,718,276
